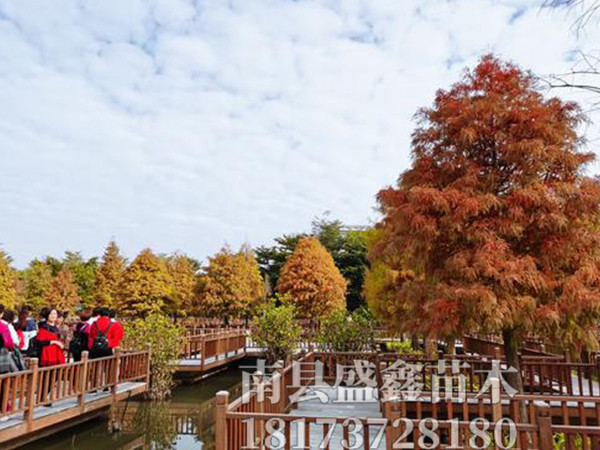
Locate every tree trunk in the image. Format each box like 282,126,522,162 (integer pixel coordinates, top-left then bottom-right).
426,336,437,359
410,334,420,352
446,338,456,356
502,329,524,394
503,328,529,431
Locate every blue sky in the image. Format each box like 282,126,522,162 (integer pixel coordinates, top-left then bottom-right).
1,0,599,267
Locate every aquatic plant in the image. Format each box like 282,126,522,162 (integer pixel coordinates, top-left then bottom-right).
123,313,185,400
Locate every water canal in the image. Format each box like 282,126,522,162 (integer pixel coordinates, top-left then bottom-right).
25,368,243,450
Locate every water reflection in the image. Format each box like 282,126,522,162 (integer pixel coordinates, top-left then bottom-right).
25,368,243,450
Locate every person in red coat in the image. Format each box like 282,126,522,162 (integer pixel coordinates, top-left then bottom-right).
36,308,65,367
88,307,122,359
109,309,124,348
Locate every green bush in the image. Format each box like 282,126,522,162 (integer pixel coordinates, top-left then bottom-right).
123,313,185,400
553,433,584,450
251,295,302,364
386,340,424,356
318,307,375,352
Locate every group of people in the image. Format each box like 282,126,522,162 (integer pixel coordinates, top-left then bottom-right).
0,304,124,373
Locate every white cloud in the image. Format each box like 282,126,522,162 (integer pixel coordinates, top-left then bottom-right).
0,0,598,266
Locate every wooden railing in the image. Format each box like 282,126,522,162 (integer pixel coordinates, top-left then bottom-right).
218,352,315,450
381,393,600,448
119,349,151,383
462,335,564,359
0,370,31,419
180,329,247,364
215,351,600,450
0,348,150,427
243,350,600,398
379,352,599,397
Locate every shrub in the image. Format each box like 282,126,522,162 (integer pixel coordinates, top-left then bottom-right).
251,295,302,364
386,340,424,357
318,307,375,352
122,313,185,400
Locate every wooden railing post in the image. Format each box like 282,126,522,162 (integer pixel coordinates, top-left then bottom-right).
597,358,600,396
79,351,89,409
25,358,39,429
200,336,205,372
489,376,502,422
274,360,285,412
215,390,229,450
219,332,225,359
535,401,552,450
493,346,503,361
383,401,393,447
185,331,191,359
112,348,121,396
254,371,265,447
145,344,151,387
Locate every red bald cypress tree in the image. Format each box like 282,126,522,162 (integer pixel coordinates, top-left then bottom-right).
373,55,600,393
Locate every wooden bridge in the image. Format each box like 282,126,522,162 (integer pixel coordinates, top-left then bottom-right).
215,351,600,450
0,327,250,447
0,349,150,449
175,329,251,374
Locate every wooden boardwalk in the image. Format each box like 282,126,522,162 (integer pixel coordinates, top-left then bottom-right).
289,386,386,450
216,351,600,450
0,328,248,446
0,382,146,446
175,329,249,373
0,349,150,448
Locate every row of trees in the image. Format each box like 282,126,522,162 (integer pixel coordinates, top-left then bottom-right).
0,242,200,314
0,230,354,319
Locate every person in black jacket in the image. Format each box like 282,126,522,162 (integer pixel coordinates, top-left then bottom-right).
70,310,91,362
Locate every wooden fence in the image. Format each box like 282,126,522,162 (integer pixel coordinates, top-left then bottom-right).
215,351,600,450
218,352,315,450
180,329,247,363
0,348,150,426
462,335,564,359
381,352,599,397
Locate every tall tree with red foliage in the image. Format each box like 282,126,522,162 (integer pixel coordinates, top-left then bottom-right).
372,55,600,393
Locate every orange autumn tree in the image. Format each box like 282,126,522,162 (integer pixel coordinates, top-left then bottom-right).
95,240,126,309
165,253,197,315
118,249,172,316
372,55,600,393
194,246,265,320
45,268,81,312
276,237,346,319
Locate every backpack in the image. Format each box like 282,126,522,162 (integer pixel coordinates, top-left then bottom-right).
69,328,88,355
27,336,39,358
91,321,112,353
11,348,26,371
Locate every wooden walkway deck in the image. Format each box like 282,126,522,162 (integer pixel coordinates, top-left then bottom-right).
0,349,150,448
0,329,249,446
289,386,386,450
0,382,146,445
216,351,600,450
175,329,249,373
